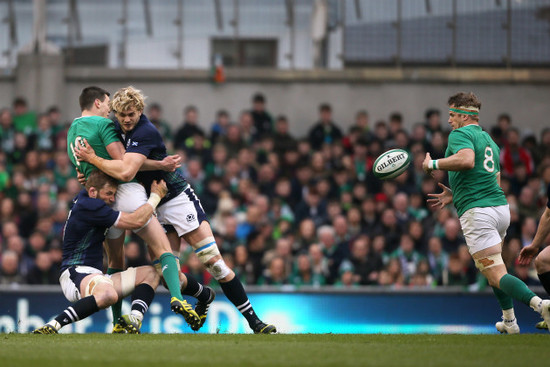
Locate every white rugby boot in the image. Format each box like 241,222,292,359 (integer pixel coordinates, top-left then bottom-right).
495,317,520,334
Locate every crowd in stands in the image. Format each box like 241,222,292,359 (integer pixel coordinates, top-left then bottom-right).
0,93,548,290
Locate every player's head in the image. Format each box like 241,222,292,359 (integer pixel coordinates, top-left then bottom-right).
447,92,481,129
111,86,146,133
85,170,119,205
79,86,111,118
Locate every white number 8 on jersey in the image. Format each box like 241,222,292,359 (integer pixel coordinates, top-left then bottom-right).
483,146,495,173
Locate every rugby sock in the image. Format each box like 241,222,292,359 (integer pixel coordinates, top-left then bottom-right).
52,296,99,330
537,271,550,295
502,308,516,324
130,284,155,322
181,273,211,303
107,268,123,325
220,277,260,327
499,274,537,306
160,252,184,301
492,286,514,311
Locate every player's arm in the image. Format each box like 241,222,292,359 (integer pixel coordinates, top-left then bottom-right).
519,207,550,265
423,149,474,173
75,138,145,182
140,154,182,172
114,180,167,229
106,141,125,160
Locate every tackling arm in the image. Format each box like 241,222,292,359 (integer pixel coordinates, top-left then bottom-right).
531,208,550,250
75,138,145,182
114,180,168,229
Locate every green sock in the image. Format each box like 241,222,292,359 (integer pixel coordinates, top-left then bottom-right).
492,286,514,310
499,273,537,306
160,253,183,300
107,267,123,325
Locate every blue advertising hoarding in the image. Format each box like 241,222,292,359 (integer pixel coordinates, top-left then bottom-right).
0,286,546,334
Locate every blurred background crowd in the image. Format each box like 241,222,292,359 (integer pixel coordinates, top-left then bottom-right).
0,92,548,290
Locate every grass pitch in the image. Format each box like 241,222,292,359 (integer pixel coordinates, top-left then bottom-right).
2,334,550,367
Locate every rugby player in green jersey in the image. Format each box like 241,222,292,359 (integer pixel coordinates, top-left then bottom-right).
424,92,550,334
67,87,200,332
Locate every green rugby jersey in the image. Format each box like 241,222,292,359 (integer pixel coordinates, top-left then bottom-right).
67,115,120,178
445,124,508,217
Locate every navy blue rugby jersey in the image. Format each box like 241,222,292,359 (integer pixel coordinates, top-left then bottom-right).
114,114,189,205
60,189,121,272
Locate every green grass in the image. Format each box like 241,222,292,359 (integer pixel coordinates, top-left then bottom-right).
1,334,550,367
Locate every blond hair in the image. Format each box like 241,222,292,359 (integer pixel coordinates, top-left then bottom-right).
110,86,146,113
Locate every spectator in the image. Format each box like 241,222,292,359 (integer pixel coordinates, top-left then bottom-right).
273,115,297,157
258,256,289,286
500,127,534,177
26,251,58,285
0,108,15,154
174,105,204,150
210,109,231,143
291,252,326,287
12,97,37,135
250,93,274,141
147,103,173,149
0,250,24,285
349,235,383,285
308,103,343,150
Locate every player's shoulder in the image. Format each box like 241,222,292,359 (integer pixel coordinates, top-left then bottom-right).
134,114,162,138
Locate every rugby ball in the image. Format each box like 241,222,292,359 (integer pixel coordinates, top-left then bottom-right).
373,149,411,180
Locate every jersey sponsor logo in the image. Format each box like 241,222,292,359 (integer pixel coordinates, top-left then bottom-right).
186,214,196,223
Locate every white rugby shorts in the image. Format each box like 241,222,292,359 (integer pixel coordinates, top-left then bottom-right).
156,186,208,237
459,205,510,255
59,266,104,303
106,182,150,239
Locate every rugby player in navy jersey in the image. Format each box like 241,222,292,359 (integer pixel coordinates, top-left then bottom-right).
34,170,166,334
75,86,276,333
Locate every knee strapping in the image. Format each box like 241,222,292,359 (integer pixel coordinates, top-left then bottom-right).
84,275,114,297
205,258,232,280
475,253,504,271
194,236,220,263
120,267,137,298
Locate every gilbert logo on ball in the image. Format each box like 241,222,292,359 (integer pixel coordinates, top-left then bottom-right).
373,148,411,180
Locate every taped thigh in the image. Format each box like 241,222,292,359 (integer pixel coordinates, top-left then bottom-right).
474,253,504,272
84,275,114,297
119,267,137,298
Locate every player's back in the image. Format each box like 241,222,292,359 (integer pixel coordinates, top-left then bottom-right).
447,124,507,216
61,189,120,272
67,115,120,178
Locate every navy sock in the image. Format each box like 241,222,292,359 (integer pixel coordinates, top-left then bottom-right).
538,271,550,296
131,284,155,315
220,277,260,327
54,296,99,327
181,273,211,303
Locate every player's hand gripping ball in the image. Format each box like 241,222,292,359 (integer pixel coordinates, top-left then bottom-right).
373,148,411,180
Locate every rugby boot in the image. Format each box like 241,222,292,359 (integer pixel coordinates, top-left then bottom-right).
495,318,520,334
540,299,550,331
118,315,142,334
253,320,277,334
191,286,216,331
33,324,58,334
171,297,200,329
535,320,548,330
112,323,127,334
